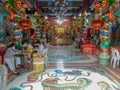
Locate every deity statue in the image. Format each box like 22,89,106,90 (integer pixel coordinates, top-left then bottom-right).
50,25,72,45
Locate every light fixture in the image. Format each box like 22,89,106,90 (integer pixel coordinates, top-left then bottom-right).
56,20,63,25
56,18,65,25
51,0,68,25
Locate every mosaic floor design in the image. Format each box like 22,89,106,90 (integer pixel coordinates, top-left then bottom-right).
7,67,32,85
6,67,120,90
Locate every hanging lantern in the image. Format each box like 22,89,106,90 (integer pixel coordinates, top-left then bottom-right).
91,20,104,30
18,18,32,30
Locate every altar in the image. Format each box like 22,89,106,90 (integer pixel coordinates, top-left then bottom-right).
50,26,72,45
50,37,72,45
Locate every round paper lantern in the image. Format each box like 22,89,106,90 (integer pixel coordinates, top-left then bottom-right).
18,19,32,30
91,20,104,29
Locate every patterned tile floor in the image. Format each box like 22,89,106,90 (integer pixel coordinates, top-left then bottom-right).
6,67,120,90
6,45,120,90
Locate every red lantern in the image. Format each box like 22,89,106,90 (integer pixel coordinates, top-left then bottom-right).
91,20,104,30
18,19,32,30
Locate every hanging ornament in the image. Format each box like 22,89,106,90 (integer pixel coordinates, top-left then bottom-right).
91,20,104,30
17,18,32,30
